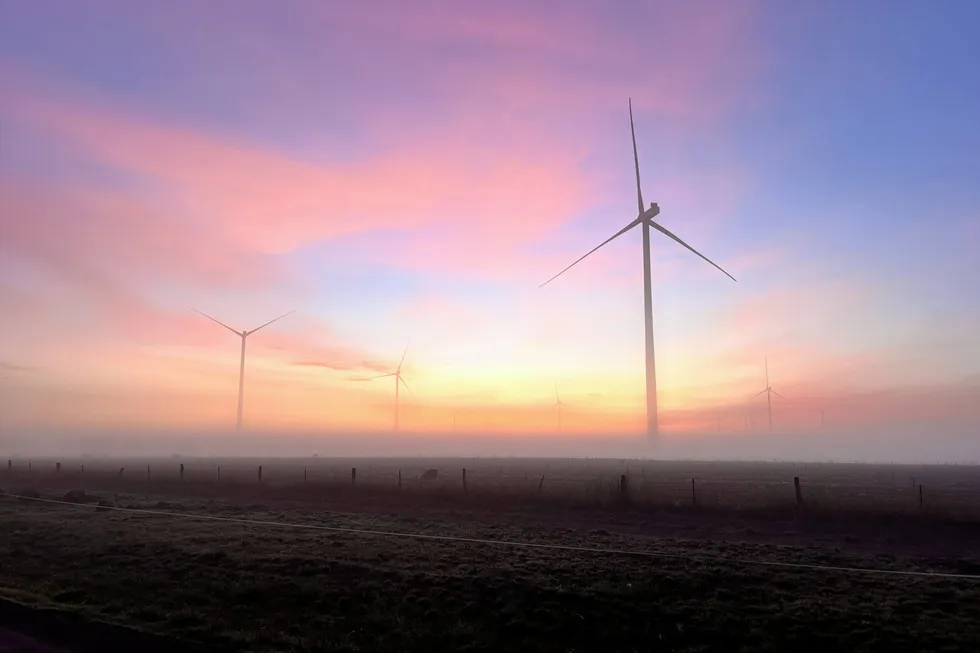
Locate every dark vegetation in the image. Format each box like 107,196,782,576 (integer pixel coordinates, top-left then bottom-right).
2,457,980,652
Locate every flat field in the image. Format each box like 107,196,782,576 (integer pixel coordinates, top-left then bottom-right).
2,457,980,652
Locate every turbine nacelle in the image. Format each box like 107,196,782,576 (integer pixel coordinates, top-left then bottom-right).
539,101,737,440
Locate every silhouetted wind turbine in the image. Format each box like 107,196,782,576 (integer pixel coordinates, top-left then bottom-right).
748,357,786,431
540,99,737,439
553,382,565,432
193,308,296,431
372,341,413,431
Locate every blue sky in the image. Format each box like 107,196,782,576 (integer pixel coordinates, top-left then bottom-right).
0,0,977,446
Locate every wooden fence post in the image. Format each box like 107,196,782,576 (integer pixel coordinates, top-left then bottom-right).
180,463,184,481
620,473,629,500
919,484,924,511
793,476,804,508
398,470,402,489
81,464,84,475
147,465,150,480
258,465,263,483
691,478,697,507
6,460,10,472
217,466,221,481
351,467,356,485
28,462,32,473
304,467,308,484
56,462,61,474
462,468,467,491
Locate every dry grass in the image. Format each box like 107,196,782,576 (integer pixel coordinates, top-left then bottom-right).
2,458,980,651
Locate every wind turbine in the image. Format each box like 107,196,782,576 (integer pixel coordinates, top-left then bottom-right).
371,341,413,431
748,357,786,431
553,382,565,432
540,99,737,440
193,308,296,431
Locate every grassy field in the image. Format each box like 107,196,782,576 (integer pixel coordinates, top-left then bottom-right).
8,456,980,515
2,458,980,652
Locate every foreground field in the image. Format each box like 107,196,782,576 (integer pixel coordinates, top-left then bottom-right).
2,458,980,652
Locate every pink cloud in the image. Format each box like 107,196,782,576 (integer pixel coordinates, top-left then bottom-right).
1,70,596,258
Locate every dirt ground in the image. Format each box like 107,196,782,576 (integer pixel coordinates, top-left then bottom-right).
2,458,980,652
0,629,74,653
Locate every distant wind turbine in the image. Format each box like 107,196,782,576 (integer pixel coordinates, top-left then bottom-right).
193,308,296,431
371,341,413,431
748,357,787,431
553,382,565,432
540,99,737,440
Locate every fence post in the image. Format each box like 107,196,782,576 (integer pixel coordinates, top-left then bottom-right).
304,467,308,484
919,484,924,511
620,473,629,500
6,460,10,472
258,465,263,483
56,462,61,474
691,478,697,507
794,476,804,508
117,467,124,478
462,468,467,491
351,467,356,485
217,466,221,481
81,464,84,475
398,469,402,489
180,463,184,481
538,474,545,494
28,462,32,473
147,465,150,480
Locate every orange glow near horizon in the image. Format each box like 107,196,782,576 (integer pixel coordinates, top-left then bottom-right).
0,1,978,449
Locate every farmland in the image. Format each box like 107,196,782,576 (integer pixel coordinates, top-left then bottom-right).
2,457,980,652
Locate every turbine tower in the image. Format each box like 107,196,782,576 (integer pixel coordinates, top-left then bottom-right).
540,99,737,440
553,382,565,432
372,341,413,431
748,357,786,431
193,308,296,431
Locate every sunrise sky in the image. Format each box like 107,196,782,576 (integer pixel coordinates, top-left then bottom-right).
1,0,978,445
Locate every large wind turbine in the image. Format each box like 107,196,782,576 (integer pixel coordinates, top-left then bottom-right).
193,308,296,431
749,357,786,431
372,341,413,431
540,99,737,439
553,382,565,432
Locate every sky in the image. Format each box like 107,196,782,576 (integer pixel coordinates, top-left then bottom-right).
1,0,979,458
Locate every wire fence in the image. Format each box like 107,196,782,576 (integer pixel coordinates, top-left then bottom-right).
5,457,980,517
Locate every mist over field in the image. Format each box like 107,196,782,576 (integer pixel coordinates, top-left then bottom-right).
3,423,979,463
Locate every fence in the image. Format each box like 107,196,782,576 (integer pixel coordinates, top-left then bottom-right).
4,458,975,518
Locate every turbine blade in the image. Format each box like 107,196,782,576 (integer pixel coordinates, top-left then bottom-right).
771,389,788,401
629,97,644,214
371,372,396,379
399,375,414,396
397,340,411,371
647,219,737,282
540,214,646,288
249,309,296,334
193,308,241,336
748,388,768,399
